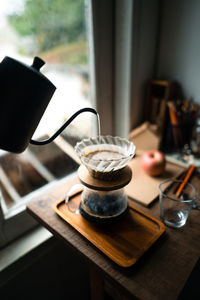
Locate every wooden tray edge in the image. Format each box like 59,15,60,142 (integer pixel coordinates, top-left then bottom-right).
53,196,165,267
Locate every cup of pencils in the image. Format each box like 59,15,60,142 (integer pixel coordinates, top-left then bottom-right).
167,99,199,151
159,175,198,228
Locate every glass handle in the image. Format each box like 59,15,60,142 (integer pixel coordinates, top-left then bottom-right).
65,183,84,214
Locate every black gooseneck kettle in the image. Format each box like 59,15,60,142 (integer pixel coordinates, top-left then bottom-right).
0,56,97,153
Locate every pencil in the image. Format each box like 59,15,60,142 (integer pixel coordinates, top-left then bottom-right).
172,170,187,194
175,164,195,197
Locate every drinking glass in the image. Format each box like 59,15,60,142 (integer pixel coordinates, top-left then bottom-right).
159,179,198,228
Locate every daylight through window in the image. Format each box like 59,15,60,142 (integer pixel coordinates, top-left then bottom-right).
0,0,93,212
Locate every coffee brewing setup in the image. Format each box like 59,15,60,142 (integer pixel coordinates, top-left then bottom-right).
0,55,136,223
65,136,136,223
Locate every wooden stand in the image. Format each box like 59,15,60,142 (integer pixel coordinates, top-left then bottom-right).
78,165,132,191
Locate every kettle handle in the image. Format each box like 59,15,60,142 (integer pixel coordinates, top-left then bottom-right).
30,107,97,146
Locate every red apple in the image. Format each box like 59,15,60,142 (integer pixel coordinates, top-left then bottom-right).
141,150,166,176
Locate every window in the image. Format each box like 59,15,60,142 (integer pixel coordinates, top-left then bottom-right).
0,0,96,247
0,0,146,247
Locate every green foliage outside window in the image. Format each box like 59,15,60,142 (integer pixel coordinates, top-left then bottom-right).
8,0,87,65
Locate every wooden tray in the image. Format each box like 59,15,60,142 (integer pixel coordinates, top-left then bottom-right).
53,192,165,267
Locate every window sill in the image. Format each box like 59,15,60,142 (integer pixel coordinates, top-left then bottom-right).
0,171,78,286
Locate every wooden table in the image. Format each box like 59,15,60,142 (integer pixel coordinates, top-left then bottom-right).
27,176,200,300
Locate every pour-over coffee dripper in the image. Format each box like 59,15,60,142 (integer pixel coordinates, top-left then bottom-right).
73,135,136,223
75,135,135,178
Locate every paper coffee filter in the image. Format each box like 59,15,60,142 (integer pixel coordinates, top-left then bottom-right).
75,135,136,174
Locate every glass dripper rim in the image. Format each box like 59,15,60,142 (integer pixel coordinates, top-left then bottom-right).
74,135,136,162
74,135,136,174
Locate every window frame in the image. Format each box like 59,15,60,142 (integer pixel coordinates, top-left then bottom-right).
89,0,159,137
0,0,159,248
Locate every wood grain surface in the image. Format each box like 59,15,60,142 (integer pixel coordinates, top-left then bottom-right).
27,174,200,300
78,164,132,191
53,194,165,267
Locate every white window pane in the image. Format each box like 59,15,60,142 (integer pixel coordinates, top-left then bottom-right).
0,0,94,139
0,0,95,210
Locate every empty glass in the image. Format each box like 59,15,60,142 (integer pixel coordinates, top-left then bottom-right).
159,179,198,228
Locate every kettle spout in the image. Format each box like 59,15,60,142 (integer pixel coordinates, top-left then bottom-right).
30,107,98,146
